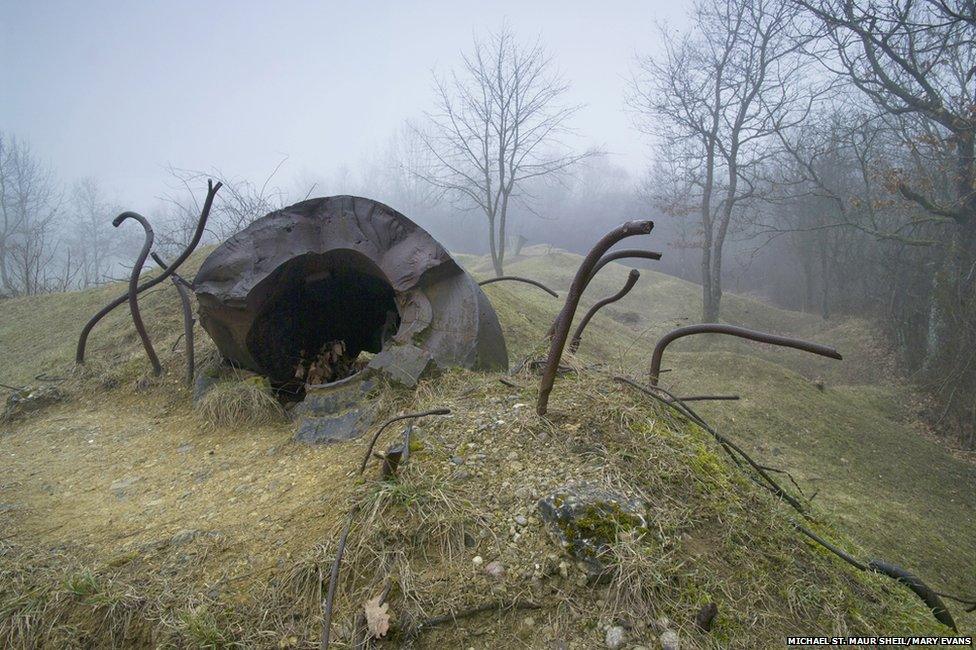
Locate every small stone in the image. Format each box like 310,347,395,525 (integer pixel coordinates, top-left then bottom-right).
485,561,506,578
522,616,535,627
177,443,192,454
451,456,465,465
604,625,626,649
506,451,519,461
515,515,528,526
660,629,680,650
472,555,484,566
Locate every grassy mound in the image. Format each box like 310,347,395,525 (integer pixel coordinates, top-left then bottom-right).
0,245,972,647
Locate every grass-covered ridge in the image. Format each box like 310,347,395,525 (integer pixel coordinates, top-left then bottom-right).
0,245,972,647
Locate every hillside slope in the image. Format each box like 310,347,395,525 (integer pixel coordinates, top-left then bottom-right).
0,245,972,647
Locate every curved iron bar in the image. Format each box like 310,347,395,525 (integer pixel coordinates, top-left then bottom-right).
536,220,654,415
795,525,958,630
114,212,161,375
868,560,957,631
152,253,195,386
613,373,967,630
358,408,452,474
649,323,843,385
569,269,640,353
612,375,807,514
478,275,558,298
678,395,740,402
545,249,662,339
585,248,662,286
76,179,221,364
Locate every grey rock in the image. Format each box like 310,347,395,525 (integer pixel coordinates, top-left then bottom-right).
485,561,506,578
660,629,680,650
2,385,64,422
110,475,140,498
450,456,465,465
293,376,375,417
604,625,626,649
515,515,528,526
295,407,375,445
367,344,433,388
538,483,647,579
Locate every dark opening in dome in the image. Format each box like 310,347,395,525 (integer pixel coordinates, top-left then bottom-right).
243,250,400,383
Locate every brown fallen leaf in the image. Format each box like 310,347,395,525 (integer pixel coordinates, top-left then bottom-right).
364,594,391,639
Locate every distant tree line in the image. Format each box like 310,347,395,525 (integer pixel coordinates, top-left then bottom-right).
3,1,973,445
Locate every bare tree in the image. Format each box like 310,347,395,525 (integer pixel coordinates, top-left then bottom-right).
798,0,976,281
0,132,63,296
796,0,976,443
413,24,597,276
630,0,810,321
157,162,288,253
67,177,127,288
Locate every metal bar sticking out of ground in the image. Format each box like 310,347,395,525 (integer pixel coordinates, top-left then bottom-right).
76,179,221,365
648,323,843,386
536,220,655,415
613,371,971,631
584,248,662,286
113,212,161,375
358,408,452,474
569,269,640,353
545,248,662,339
152,253,195,386
478,275,558,297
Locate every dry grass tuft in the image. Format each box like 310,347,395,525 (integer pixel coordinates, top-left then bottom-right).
195,377,284,429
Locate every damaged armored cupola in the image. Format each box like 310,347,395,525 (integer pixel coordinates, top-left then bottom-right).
192,196,508,390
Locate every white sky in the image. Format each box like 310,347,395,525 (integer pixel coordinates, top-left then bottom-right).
1,0,689,209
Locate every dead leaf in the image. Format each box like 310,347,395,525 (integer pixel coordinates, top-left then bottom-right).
364,594,391,639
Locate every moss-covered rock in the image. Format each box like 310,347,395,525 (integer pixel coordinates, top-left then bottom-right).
538,483,648,579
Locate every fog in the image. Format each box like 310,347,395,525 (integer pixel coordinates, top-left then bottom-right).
1,0,686,210
2,0,975,444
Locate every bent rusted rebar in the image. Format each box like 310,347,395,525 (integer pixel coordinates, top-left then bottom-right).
568,269,640,353
321,503,361,650
868,560,957,631
152,252,195,387
612,373,969,630
795,524,958,631
75,179,221,365
114,212,161,375
612,375,806,514
478,275,558,298
537,220,654,415
678,395,741,402
545,248,662,339
585,248,662,286
649,323,843,385
358,408,452,474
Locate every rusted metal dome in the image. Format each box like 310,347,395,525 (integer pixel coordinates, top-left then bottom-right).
193,196,507,383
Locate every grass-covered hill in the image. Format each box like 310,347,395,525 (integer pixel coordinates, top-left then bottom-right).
0,245,973,648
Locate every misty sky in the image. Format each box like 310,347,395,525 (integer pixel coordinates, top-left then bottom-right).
1,1,688,210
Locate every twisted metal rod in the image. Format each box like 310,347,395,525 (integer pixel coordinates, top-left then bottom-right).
114,212,161,375
584,248,661,286
478,275,558,297
537,220,654,415
569,269,640,353
152,252,195,386
649,323,843,385
76,179,220,364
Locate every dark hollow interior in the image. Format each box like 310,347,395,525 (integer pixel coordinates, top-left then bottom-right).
245,251,400,383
